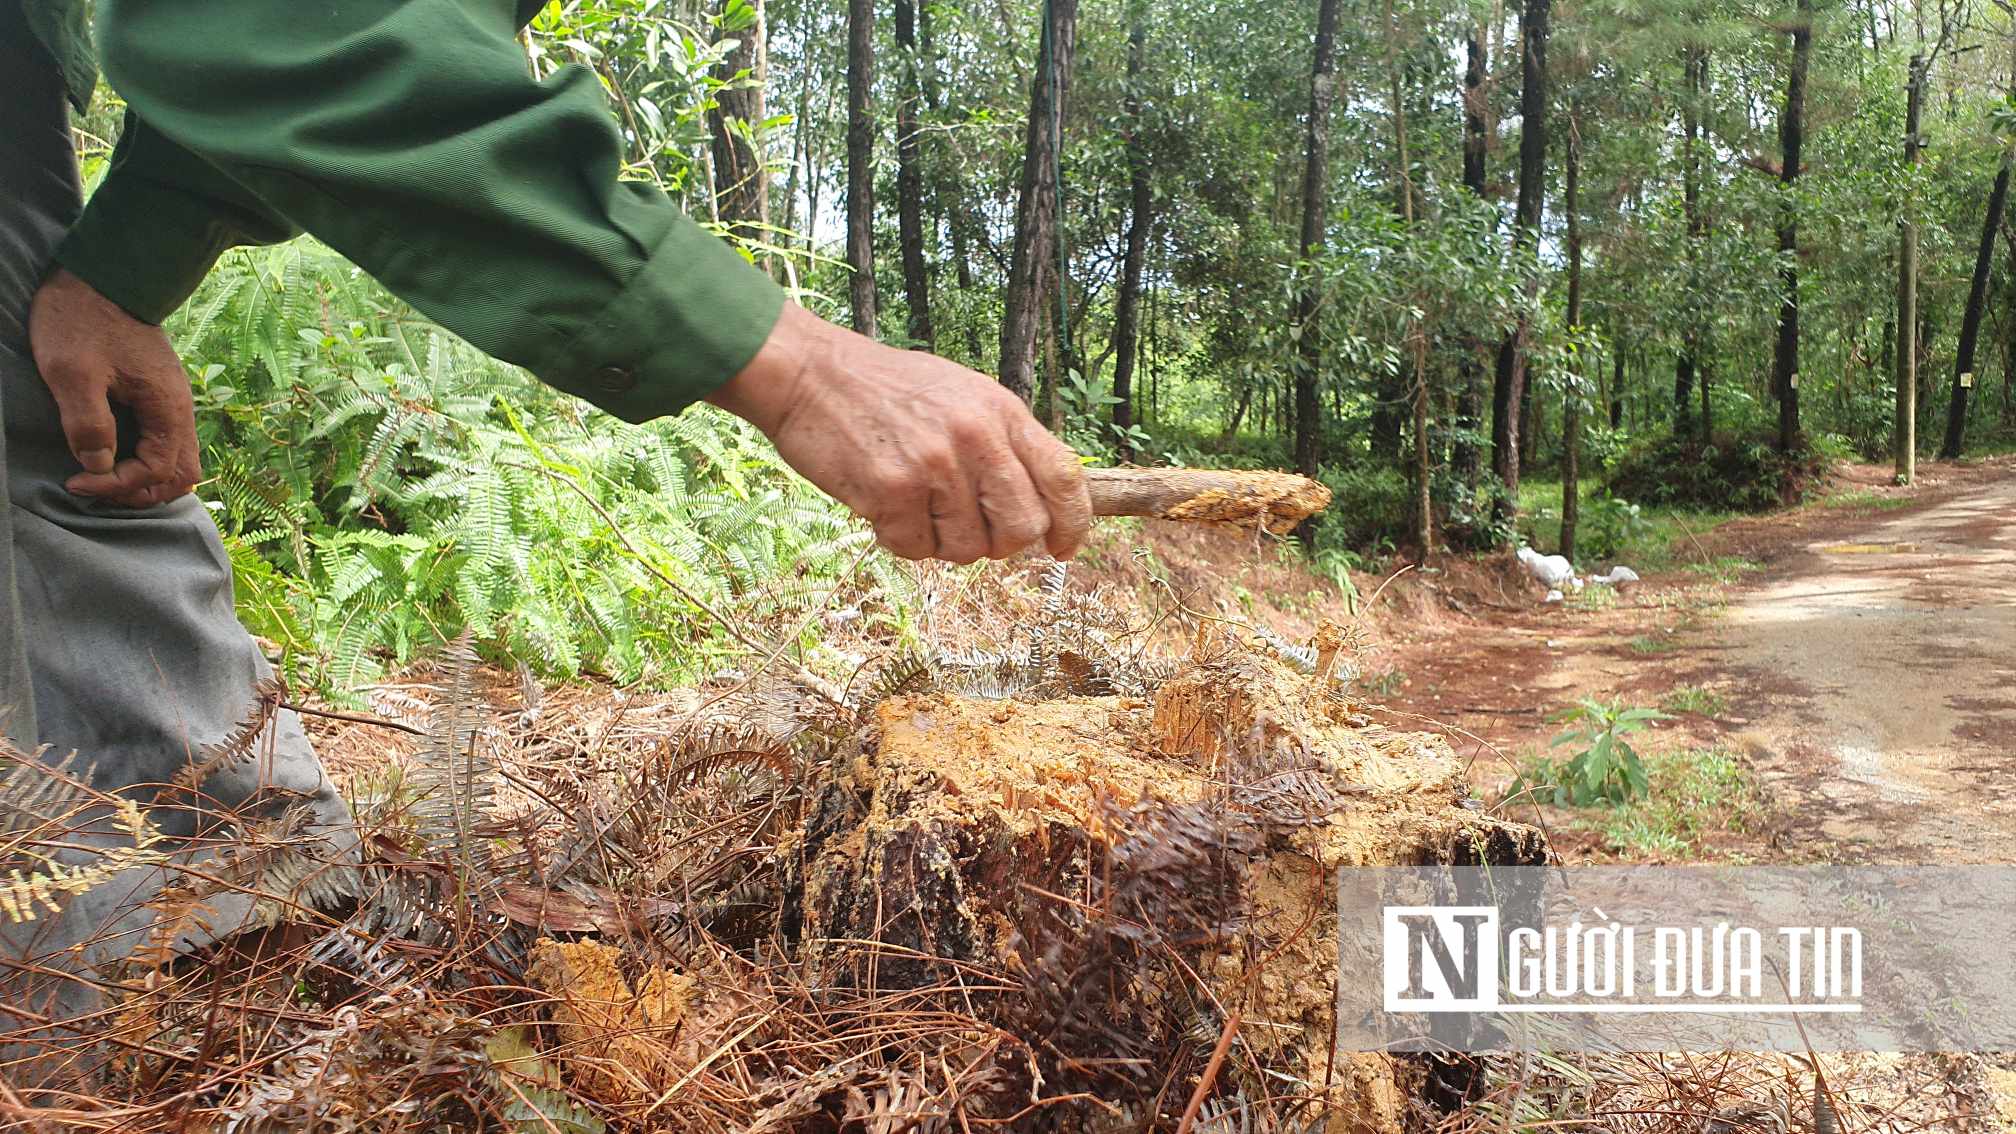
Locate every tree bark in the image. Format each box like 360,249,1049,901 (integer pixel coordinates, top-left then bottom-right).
1773,0,1811,453
1940,153,2010,458
1560,105,1583,564
1674,44,1706,435
1610,347,1625,428
1292,0,1345,485
708,0,770,244
845,0,879,337
1896,54,1924,483
1490,0,1550,518
999,0,1080,403
1109,0,1152,462
1453,22,1489,489
894,0,935,348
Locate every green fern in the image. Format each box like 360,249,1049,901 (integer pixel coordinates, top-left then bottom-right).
171,241,915,702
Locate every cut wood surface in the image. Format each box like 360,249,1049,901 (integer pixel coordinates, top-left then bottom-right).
1086,466,1332,533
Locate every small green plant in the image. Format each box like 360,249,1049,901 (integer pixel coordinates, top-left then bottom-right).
1594,746,1762,858
1627,634,1679,655
1680,555,1761,584
1510,698,1667,806
1567,584,1618,612
1819,489,1913,512
1359,667,1406,697
1310,547,1365,608
1660,684,1728,717
1579,495,1653,560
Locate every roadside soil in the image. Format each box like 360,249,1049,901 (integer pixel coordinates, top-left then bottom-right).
1363,458,2016,865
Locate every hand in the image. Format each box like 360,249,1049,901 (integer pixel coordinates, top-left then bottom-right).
708,304,1091,564
26,268,202,507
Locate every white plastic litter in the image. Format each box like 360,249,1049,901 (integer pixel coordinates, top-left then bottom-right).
1518,545,1583,593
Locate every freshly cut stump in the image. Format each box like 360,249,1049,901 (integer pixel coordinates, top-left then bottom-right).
787,644,1545,1132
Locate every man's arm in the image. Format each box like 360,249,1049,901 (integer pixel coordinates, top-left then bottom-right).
62,0,1088,558
56,114,300,326
90,0,781,424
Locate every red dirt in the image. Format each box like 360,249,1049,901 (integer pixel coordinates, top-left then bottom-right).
1361,458,2016,865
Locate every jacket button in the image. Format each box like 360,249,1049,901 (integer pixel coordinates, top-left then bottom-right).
591,366,635,394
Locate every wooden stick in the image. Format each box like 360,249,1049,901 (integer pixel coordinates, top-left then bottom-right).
1084,467,1331,534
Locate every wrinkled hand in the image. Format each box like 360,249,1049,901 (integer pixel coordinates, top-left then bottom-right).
708,304,1091,564
26,268,201,508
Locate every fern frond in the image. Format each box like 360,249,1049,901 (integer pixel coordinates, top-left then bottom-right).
405,635,496,878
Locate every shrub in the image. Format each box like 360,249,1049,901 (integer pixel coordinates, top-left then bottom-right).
1510,698,1667,807
1608,431,1829,512
1314,466,1412,555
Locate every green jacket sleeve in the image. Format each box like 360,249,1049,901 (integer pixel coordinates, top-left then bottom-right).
76,0,785,423
56,114,302,324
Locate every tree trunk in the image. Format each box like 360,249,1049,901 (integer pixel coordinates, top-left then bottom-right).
1940,153,2010,458
1453,22,1489,489
1109,0,1152,463
1610,348,1625,429
708,0,770,244
893,0,935,349
1773,0,1811,453
845,0,878,336
1560,106,1583,564
1292,0,1345,485
1000,0,1080,403
1674,44,1705,435
1896,54,1924,483
1490,0,1550,518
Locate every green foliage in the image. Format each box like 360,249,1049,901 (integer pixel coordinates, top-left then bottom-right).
1609,432,1830,513
175,244,899,700
1659,684,1729,717
1592,747,1763,859
1313,466,1412,556
1511,698,1668,807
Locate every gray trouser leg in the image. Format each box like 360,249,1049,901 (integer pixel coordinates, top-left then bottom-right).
1,8,353,1080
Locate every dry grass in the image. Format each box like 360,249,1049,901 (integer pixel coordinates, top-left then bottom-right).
0,564,1397,1133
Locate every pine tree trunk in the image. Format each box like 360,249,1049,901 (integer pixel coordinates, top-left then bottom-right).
1292,0,1345,486
845,0,879,337
1611,350,1625,429
1940,153,2010,458
1675,44,1705,435
1109,0,1152,463
894,0,934,349
1560,107,1583,564
1896,54,1924,483
708,0,770,245
1453,23,1488,489
1773,0,1811,453
999,0,1079,403
1491,0,1550,518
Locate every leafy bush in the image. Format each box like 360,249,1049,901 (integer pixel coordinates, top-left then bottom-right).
1510,698,1667,806
1608,431,1829,512
1577,495,1653,561
1434,470,1515,552
177,243,905,699
1313,466,1411,555
1595,746,1762,858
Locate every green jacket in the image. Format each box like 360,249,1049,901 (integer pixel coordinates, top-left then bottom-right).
20,0,784,423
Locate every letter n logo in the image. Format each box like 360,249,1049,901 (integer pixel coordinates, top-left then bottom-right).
1382,906,1499,1011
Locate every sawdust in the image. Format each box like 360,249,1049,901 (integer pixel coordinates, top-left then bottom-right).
794,639,1544,1131
527,939,696,1104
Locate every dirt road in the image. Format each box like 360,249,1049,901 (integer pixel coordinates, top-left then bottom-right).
1716,472,2016,861
1368,462,2016,864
